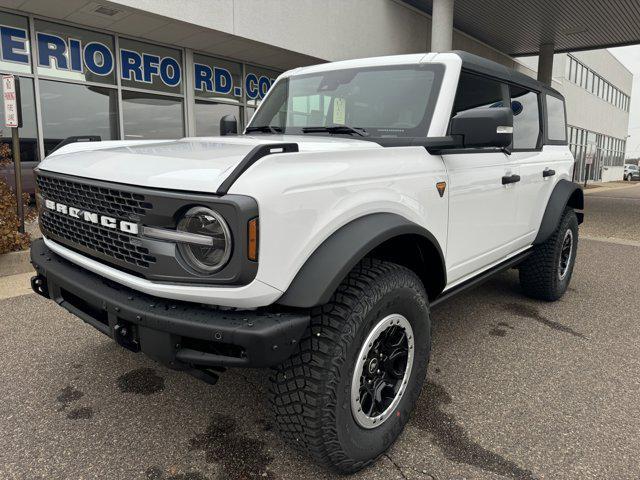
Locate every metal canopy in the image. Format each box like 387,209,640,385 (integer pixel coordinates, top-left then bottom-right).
404,0,640,56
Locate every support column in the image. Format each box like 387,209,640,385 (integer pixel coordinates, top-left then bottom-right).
537,43,555,86
431,0,454,52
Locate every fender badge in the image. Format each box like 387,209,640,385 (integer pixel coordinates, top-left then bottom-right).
436,181,446,197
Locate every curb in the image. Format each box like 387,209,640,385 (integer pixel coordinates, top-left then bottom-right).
583,183,640,195
0,249,32,277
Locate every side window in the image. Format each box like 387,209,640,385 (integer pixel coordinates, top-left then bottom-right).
510,86,541,150
546,95,567,142
452,72,506,115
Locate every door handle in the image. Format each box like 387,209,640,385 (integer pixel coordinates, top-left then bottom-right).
502,174,521,185
543,169,556,178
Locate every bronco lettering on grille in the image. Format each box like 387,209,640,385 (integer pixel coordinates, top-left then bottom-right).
44,199,139,235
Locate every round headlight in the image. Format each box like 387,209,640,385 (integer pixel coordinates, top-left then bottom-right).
177,206,232,274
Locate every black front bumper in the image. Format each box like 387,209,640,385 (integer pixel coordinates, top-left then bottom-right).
30,239,309,377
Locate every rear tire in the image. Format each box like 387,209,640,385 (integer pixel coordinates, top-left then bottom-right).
519,208,579,301
269,259,430,473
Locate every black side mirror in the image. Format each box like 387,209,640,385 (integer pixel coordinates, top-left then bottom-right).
449,107,513,149
220,115,238,136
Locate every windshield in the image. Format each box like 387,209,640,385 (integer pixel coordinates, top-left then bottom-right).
247,64,444,138
629,165,639,171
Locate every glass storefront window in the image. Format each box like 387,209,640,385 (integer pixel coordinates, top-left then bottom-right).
122,91,183,139
0,77,39,162
245,65,279,107
194,54,242,104
119,38,183,94
0,12,31,75
195,100,240,136
39,79,118,155
35,20,115,85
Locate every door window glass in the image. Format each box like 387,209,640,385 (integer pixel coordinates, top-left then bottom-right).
452,72,505,115
39,79,118,155
510,86,540,149
122,91,183,139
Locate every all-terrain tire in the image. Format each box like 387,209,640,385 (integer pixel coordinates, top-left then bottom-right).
269,258,430,474
519,208,579,301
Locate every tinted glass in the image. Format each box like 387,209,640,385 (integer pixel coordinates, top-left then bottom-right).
0,12,31,74
194,54,242,103
546,95,566,142
122,91,183,139
0,77,39,162
119,38,182,94
511,86,540,149
35,20,116,85
245,65,279,107
195,101,240,136
453,72,505,115
39,80,118,155
249,65,443,138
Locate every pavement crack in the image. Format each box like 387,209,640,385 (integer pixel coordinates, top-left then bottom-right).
383,453,408,480
413,382,536,479
503,302,586,339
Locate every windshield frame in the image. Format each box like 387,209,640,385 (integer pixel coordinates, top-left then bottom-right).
245,63,445,141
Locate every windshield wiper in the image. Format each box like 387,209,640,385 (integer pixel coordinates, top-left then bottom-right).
302,124,369,137
245,125,283,134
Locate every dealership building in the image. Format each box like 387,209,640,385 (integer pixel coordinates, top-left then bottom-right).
0,0,635,183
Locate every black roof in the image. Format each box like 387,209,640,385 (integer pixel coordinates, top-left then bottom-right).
452,51,563,98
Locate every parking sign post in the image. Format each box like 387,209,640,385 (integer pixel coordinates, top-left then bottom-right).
2,75,24,234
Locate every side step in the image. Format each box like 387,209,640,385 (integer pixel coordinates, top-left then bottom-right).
431,249,532,308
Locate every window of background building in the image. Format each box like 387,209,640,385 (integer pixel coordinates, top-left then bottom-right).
119,38,183,95
245,65,279,108
0,77,39,162
122,91,183,139
510,86,540,149
39,79,118,155
0,12,31,75
546,95,566,141
35,20,116,85
195,100,240,136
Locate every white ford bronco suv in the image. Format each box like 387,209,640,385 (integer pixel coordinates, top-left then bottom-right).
30,51,583,473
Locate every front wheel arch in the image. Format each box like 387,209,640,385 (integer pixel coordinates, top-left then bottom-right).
276,213,446,308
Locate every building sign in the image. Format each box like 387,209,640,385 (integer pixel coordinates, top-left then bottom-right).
2,74,20,128
0,23,276,99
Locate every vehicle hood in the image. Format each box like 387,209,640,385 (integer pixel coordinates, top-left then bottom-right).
37,135,382,193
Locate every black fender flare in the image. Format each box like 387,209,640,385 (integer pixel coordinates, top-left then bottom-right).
277,213,446,308
534,179,584,245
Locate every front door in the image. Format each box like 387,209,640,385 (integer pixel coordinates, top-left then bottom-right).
442,151,521,283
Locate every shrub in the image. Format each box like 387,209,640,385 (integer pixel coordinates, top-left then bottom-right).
0,142,34,254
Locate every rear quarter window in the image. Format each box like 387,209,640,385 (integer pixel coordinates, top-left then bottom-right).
546,95,567,142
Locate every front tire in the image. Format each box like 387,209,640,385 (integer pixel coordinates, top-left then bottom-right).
269,259,430,473
519,208,579,301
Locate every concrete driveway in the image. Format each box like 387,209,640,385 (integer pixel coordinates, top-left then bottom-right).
1,184,639,480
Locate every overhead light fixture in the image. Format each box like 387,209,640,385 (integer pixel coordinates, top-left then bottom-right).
93,5,122,17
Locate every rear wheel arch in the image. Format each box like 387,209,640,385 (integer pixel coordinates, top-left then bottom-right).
534,179,584,245
276,213,446,308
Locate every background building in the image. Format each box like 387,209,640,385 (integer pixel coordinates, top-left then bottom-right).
0,0,635,185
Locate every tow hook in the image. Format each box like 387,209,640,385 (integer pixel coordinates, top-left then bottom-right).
30,275,49,299
114,321,140,352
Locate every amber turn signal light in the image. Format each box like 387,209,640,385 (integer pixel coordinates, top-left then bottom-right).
248,218,259,261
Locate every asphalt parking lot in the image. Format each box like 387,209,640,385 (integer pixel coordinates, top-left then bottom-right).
1,184,640,480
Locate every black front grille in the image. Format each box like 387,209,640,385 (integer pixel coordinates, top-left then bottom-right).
41,211,156,269
36,174,153,219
